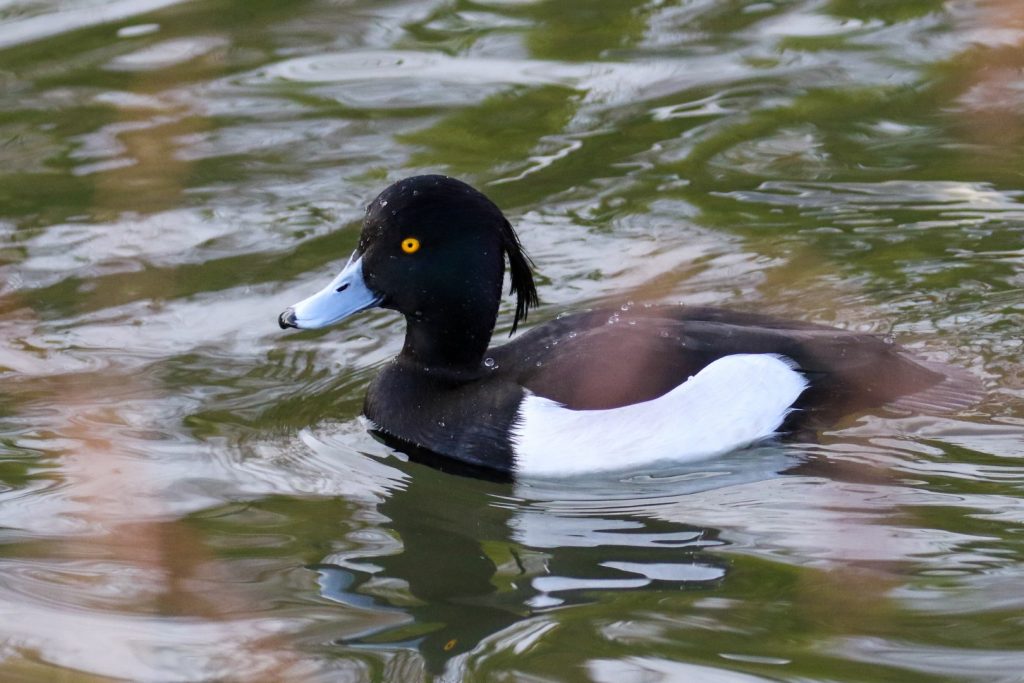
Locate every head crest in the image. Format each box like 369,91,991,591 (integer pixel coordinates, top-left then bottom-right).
500,217,539,334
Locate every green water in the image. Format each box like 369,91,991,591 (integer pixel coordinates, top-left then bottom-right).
1,0,1023,680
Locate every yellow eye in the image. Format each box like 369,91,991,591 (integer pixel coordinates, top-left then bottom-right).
401,237,420,254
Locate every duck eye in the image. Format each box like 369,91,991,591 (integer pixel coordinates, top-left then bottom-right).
401,237,420,254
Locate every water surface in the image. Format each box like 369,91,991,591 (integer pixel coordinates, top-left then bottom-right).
1,0,1023,680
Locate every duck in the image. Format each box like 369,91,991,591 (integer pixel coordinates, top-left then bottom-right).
279,175,978,480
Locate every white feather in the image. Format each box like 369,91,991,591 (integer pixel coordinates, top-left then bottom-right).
511,353,808,477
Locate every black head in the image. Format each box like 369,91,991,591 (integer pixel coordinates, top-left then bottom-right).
279,175,539,368
358,175,538,335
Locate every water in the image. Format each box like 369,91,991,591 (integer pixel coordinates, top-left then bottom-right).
1,0,1023,680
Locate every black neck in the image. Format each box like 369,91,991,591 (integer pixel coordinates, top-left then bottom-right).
399,306,497,373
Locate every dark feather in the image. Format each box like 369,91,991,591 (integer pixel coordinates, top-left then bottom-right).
500,217,539,334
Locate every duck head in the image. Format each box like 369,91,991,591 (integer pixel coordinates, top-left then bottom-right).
279,175,538,367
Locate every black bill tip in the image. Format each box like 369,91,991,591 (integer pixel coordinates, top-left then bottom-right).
278,308,298,329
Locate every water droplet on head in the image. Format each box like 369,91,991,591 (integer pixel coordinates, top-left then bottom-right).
380,199,388,207
412,190,420,196
659,330,669,338
568,331,577,339
483,357,496,368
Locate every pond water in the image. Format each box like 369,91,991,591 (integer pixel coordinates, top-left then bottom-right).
2,0,1023,680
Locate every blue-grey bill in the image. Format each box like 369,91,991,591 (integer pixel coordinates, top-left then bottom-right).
279,254,381,329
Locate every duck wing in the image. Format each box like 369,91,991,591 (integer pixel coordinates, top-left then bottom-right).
492,306,980,429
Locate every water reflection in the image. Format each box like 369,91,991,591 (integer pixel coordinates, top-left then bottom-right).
297,442,854,672
283,421,1024,679
309,446,740,674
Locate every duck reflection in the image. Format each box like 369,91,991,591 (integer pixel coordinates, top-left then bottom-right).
305,444,799,675
291,417,1003,680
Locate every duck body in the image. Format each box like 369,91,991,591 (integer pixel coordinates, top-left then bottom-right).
280,175,975,480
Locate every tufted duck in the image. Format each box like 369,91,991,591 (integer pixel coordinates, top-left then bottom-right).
279,175,979,479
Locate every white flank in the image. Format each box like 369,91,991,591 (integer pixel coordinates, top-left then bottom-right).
511,354,808,477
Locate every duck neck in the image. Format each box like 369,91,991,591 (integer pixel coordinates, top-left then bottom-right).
400,308,496,374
